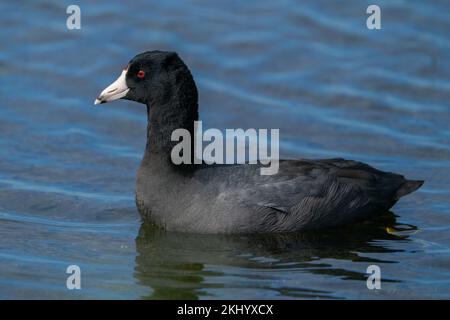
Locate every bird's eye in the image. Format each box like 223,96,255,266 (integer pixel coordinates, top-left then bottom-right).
137,70,145,79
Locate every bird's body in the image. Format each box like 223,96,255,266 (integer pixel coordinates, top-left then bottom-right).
135,153,422,233
95,50,423,234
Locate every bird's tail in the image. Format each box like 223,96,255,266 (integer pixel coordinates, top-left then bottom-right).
395,180,424,200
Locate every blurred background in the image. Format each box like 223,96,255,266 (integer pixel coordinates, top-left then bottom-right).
0,0,449,299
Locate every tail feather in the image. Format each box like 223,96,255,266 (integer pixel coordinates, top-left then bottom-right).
395,180,424,200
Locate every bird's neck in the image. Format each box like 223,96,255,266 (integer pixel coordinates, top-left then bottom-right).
145,93,198,164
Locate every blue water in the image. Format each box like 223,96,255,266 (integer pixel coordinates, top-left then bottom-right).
0,0,449,299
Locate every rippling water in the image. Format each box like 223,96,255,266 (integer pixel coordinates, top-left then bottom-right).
0,0,449,299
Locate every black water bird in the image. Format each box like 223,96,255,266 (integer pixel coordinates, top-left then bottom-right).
95,50,423,233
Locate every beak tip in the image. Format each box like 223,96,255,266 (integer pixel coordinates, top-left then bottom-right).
94,98,102,105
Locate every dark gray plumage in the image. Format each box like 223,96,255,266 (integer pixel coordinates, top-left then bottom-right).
95,50,424,234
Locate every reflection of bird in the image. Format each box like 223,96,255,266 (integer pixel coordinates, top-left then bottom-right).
95,51,424,233
134,212,411,299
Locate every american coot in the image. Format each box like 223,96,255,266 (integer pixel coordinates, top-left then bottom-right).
94,51,423,234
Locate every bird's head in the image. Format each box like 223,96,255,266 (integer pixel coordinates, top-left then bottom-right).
95,50,193,106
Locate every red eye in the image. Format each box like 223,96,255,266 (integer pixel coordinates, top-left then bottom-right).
137,70,145,78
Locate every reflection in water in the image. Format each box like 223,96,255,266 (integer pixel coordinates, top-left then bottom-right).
134,212,416,299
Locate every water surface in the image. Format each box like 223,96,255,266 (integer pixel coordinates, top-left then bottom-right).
0,0,449,299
